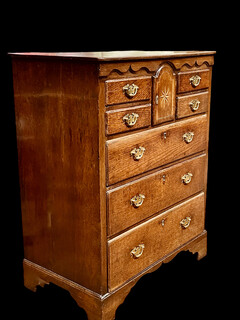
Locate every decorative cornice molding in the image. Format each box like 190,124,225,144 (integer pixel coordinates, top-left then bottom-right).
180,61,212,69
105,65,156,77
99,55,214,78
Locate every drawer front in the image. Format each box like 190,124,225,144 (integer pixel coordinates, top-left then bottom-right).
108,193,205,291
106,104,151,135
105,76,152,105
178,69,210,93
177,91,209,119
107,154,206,236
106,115,208,185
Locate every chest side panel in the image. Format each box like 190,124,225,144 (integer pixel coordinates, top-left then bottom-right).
12,58,103,293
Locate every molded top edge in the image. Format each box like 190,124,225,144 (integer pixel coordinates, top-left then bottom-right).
9,50,216,61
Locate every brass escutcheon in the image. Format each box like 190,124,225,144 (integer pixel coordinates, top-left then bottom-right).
123,83,139,98
180,217,191,229
189,99,200,111
190,75,201,87
183,132,194,143
123,113,139,127
130,146,145,160
130,244,145,259
182,172,193,185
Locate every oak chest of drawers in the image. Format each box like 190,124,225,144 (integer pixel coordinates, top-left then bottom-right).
11,50,215,319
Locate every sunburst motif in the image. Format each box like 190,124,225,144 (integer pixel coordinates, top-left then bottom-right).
160,89,169,102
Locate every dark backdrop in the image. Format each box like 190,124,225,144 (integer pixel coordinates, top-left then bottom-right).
1,8,236,319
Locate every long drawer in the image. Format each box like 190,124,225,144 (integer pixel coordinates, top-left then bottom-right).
106,114,208,185
107,154,206,236
108,193,205,291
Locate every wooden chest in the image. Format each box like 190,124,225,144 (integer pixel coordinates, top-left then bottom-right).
11,50,215,319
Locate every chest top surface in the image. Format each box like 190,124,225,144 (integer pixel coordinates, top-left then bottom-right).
9,50,216,61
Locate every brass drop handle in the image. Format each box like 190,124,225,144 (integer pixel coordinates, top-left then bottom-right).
190,75,201,87
123,113,139,127
180,217,191,229
130,194,145,208
130,244,145,259
130,146,145,160
123,83,139,97
183,132,194,143
182,172,193,184
189,99,200,111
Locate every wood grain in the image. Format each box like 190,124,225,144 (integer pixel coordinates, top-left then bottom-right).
108,193,205,291
105,76,151,105
106,115,208,185
105,104,151,135
177,90,209,118
12,57,104,293
107,154,206,236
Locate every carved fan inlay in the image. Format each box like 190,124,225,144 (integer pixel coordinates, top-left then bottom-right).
160,89,170,104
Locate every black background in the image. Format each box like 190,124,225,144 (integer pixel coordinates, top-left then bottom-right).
1,5,237,319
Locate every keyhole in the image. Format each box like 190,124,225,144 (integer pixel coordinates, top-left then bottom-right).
162,174,166,184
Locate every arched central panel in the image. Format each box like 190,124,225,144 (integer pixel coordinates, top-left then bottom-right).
152,64,176,125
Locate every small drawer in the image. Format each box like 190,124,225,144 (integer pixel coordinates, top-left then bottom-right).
178,69,210,93
108,193,205,291
105,104,151,135
105,76,152,106
107,154,206,236
106,114,208,185
177,91,209,118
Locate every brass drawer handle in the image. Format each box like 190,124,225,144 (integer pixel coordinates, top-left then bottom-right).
130,194,145,208
189,99,200,111
190,75,201,87
180,217,191,229
130,146,145,160
182,172,193,184
183,132,194,143
123,83,139,98
130,244,145,259
123,113,139,127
